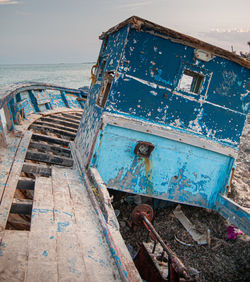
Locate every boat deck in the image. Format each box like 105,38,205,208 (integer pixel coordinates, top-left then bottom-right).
0,111,123,281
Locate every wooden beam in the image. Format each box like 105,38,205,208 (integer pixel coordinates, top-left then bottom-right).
0,131,32,229
72,112,83,118
10,199,33,215
22,163,51,177
17,177,35,190
33,120,78,134
29,124,76,139
29,141,71,157
50,115,80,125
31,133,70,147
60,112,81,121
25,151,73,167
40,116,79,129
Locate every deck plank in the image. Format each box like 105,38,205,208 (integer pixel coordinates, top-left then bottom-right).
31,133,70,147
63,168,120,281
29,124,76,139
48,115,80,125
29,141,71,157
22,162,51,177
40,116,79,129
0,231,29,281
26,176,58,282
52,167,89,281
33,120,78,133
0,131,32,229
25,150,73,167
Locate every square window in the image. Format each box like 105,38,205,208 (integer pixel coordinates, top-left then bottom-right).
179,69,204,94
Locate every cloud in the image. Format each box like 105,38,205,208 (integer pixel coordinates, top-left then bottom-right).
198,29,250,53
116,0,153,10
0,0,21,5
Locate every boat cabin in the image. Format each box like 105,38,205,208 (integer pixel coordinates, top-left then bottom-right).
75,16,249,232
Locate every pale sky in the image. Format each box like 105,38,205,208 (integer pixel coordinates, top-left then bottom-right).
0,0,249,64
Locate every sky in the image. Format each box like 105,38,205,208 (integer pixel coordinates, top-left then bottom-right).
0,0,249,64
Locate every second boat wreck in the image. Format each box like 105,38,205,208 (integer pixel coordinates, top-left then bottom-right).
0,16,249,281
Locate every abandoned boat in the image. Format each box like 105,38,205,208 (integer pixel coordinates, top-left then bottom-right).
0,16,249,281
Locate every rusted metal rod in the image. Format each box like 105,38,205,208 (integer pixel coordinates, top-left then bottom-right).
141,214,190,280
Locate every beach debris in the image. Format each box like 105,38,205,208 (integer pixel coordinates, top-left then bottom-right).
173,204,208,245
174,235,194,247
227,225,243,240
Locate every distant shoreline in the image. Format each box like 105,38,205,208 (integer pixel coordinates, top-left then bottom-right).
0,62,95,66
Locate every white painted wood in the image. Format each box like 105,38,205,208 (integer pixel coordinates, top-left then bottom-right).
102,113,237,158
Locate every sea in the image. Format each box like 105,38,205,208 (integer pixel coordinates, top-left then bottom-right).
0,63,192,91
0,63,93,89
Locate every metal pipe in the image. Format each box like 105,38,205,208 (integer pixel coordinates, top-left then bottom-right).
141,214,190,280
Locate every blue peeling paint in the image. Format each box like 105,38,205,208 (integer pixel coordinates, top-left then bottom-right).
42,250,48,257
75,17,249,225
57,221,70,232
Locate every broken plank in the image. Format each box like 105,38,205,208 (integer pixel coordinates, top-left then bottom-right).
0,231,29,281
0,131,32,229
31,133,70,147
10,199,33,215
26,150,73,167
22,162,51,177
33,120,78,133
17,177,35,190
40,116,79,129
26,177,58,282
29,141,71,157
29,124,76,139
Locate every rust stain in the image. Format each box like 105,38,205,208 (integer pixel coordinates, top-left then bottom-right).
144,157,153,194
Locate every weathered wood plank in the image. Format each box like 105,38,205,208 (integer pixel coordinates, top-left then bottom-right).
0,131,32,229
60,112,81,121
22,162,51,177
10,198,33,214
63,168,121,281
29,141,71,157
52,167,89,281
33,120,78,134
17,177,35,190
31,133,70,147
29,124,76,139
48,115,80,125
40,116,79,129
0,136,20,200
26,177,58,282
26,150,73,167
72,112,83,118
0,231,29,281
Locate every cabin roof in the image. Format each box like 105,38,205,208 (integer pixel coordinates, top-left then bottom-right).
100,16,250,69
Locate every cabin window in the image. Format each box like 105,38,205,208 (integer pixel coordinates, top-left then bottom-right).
98,59,107,78
179,69,204,94
96,72,114,108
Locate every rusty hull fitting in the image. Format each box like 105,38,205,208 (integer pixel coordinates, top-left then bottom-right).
132,204,195,281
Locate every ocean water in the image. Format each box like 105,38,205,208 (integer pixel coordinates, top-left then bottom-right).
0,63,94,89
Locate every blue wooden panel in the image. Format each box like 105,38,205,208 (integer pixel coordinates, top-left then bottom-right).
215,194,250,235
102,28,249,148
106,73,246,147
92,124,234,208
